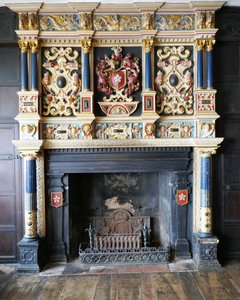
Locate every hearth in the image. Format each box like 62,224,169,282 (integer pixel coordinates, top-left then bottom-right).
45,147,192,263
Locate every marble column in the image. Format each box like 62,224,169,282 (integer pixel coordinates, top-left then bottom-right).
18,40,29,91
196,39,204,89
144,38,154,90
81,38,91,91
198,151,214,237
206,39,215,89
17,153,43,272
29,39,39,91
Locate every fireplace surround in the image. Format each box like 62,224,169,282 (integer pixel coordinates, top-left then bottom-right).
7,0,225,271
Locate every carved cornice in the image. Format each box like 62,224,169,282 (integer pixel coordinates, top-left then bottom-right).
42,138,224,150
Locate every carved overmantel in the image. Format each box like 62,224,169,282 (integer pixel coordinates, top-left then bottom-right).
6,0,225,271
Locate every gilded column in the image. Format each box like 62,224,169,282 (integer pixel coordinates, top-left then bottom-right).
196,39,205,89
206,39,215,89
198,150,215,237
18,40,29,91
81,38,92,91
143,38,154,90
29,39,39,91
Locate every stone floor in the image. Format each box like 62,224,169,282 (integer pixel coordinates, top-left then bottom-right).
0,259,240,300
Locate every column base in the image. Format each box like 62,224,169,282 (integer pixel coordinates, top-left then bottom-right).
175,238,191,259
193,234,221,270
17,237,46,273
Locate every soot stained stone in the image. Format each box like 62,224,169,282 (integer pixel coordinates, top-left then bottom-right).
169,74,179,86
57,76,67,88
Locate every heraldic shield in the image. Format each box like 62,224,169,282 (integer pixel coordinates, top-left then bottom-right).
109,69,127,91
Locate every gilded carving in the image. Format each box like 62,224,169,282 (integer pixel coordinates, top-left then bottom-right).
119,16,141,31
29,39,38,53
96,46,140,116
40,15,80,31
143,38,154,53
42,47,81,116
43,124,81,139
25,210,37,237
81,38,92,54
195,39,205,51
28,13,38,30
155,14,194,31
155,46,193,115
94,15,119,31
199,207,212,233
19,12,38,30
94,15,141,31
82,124,93,139
18,40,29,52
156,122,194,138
196,11,214,29
95,122,142,139
142,13,154,30
19,13,29,30
206,39,215,52
145,123,155,139
80,13,92,30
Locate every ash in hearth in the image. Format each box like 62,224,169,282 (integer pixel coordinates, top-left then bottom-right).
104,196,135,215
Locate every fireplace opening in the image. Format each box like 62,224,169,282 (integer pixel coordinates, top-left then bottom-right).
69,171,172,263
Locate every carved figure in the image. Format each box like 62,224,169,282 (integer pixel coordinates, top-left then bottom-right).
197,12,205,29
206,11,214,28
145,123,155,139
82,124,93,139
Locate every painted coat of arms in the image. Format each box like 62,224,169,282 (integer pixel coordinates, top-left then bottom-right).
96,46,140,116
176,190,188,206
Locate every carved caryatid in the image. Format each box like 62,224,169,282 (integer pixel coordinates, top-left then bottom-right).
42,47,81,116
155,46,193,115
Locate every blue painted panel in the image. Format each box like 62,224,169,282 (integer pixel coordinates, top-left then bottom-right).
200,157,210,190
83,52,90,90
145,52,151,89
31,52,38,90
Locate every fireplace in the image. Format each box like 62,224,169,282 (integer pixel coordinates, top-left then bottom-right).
45,147,192,263
9,1,225,272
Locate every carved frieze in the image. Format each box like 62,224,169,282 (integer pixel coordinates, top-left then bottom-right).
43,124,81,140
40,15,80,31
42,47,81,116
156,121,194,138
95,122,142,140
155,46,193,115
93,15,141,31
155,14,195,31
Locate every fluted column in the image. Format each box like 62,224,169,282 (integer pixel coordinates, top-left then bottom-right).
29,39,39,91
81,38,92,91
18,40,29,91
206,39,215,89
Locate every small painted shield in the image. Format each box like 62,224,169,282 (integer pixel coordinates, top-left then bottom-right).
51,192,63,208
109,69,126,90
176,190,188,206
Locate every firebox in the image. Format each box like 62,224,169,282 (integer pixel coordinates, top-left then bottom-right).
45,147,192,263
